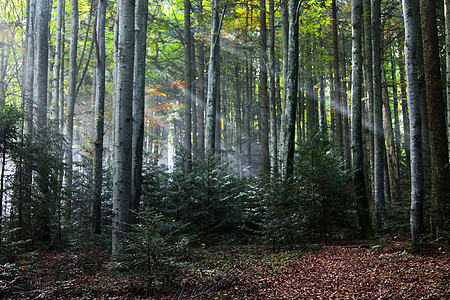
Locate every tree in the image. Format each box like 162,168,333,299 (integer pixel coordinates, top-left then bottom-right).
93,0,107,234
420,0,450,235
112,0,135,256
351,0,374,239
268,0,278,175
63,0,79,220
371,0,385,233
184,0,192,171
283,0,298,179
205,0,221,153
259,0,269,174
33,0,51,242
402,0,425,241
132,0,148,220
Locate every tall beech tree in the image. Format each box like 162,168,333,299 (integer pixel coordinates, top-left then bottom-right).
402,0,425,242
351,0,374,239
131,0,148,220
420,0,450,235
283,0,299,179
63,0,79,220
183,0,192,172
259,0,269,174
205,0,221,153
372,0,385,233
93,0,107,234
112,0,135,256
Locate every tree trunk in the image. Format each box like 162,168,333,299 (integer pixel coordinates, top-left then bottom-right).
268,0,277,176
52,0,64,122
33,0,51,242
131,0,148,221
205,0,220,153
196,0,205,154
332,0,343,150
372,0,385,233
420,0,450,235
112,0,135,256
398,45,411,178
259,0,269,174
93,0,107,234
63,0,79,221
402,0,425,242
283,0,298,179
351,0,374,239
184,0,192,171
382,69,402,205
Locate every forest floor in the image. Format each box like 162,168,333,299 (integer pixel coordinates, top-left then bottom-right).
3,240,449,299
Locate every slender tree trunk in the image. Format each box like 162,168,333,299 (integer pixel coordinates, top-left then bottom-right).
283,0,298,179
131,0,148,220
259,0,269,174
402,0,425,242
390,47,402,180
93,0,107,234
342,28,351,170
205,0,220,153
363,0,374,204
352,0,374,239
268,0,277,176
197,0,205,154
420,0,450,235
64,0,79,221
184,0,192,171
234,64,242,174
382,69,402,205
372,0,385,233
398,45,411,178
33,0,51,242
52,0,64,121
24,0,35,135
332,0,343,149
112,0,135,256
280,0,288,175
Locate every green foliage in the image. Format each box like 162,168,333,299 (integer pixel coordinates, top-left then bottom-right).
261,133,357,248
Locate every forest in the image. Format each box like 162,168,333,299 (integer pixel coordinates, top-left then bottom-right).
0,0,449,298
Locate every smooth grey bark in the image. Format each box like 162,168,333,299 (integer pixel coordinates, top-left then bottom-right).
402,0,425,241
268,0,277,176
363,0,374,202
112,0,135,256
351,0,374,239
332,0,343,149
52,0,64,122
33,0,51,242
93,0,107,234
283,0,298,179
341,27,351,170
184,0,192,171
24,0,35,135
205,0,220,153
390,48,402,179
382,70,401,205
259,0,269,174
63,0,79,221
131,0,148,220
420,0,450,235
196,0,205,154
398,46,411,178
234,64,243,174
371,0,385,233
280,0,288,174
